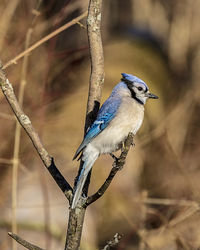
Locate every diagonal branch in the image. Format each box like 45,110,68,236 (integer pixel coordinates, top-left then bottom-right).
8,232,44,250
102,233,123,250
86,133,134,206
3,11,88,69
0,66,73,201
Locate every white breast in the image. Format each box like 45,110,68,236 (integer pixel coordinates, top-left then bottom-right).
90,97,144,154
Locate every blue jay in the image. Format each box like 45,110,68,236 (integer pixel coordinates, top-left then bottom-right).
72,73,158,208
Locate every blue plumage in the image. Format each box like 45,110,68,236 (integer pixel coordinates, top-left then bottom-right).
73,96,121,160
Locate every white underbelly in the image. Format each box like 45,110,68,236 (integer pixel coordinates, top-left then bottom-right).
91,99,144,154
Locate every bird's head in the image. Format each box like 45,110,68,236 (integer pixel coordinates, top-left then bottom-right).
121,73,158,105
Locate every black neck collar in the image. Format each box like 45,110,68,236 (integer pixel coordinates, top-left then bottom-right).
121,78,144,105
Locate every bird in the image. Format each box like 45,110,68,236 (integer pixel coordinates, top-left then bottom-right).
71,73,158,208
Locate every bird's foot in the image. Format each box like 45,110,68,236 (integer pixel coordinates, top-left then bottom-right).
131,141,135,147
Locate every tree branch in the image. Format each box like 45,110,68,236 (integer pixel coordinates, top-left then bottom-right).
86,133,134,206
0,66,73,200
8,232,44,250
75,0,105,198
65,0,104,249
85,0,104,128
102,233,123,250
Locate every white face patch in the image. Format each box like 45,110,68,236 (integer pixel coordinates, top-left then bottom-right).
131,82,148,104
134,82,148,93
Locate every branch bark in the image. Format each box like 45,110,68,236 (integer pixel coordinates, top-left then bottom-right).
65,0,104,249
65,207,86,250
102,233,123,250
85,0,104,129
77,0,105,198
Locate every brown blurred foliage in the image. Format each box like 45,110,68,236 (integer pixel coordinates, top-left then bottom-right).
0,0,200,249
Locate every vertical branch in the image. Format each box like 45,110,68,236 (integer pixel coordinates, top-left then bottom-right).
0,0,20,51
11,5,41,249
65,207,86,250
85,0,104,130
76,0,104,196
65,0,104,249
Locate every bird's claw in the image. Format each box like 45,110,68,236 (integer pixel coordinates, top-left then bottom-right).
131,141,135,147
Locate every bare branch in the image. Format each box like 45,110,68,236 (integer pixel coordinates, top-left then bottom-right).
0,66,73,200
8,232,44,250
102,233,123,250
65,0,104,249
76,0,105,197
85,0,104,130
86,133,134,206
3,11,88,69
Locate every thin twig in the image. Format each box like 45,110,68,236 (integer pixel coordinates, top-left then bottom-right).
102,233,123,250
86,133,134,206
77,21,86,29
133,197,199,208
3,11,88,69
0,112,14,120
11,11,35,245
0,0,20,51
8,232,44,250
0,158,13,164
0,66,73,200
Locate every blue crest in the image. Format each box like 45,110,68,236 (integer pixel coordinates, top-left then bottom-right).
121,73,148,90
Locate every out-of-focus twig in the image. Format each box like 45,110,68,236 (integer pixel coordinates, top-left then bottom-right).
12,15,34,249
0,158,13,164
86,133,134,206
8,232,44,250
0,112,14,120
133,197,199,208
3,11,88,69
0,66,73,200
11,2,42,249
0,0,20,51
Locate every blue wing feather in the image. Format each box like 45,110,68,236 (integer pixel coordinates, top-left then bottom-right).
73,97,121,160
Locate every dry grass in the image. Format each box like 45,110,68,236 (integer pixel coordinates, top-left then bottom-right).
0,1,200,250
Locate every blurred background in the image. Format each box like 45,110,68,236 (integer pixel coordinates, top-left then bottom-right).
0,0,200,249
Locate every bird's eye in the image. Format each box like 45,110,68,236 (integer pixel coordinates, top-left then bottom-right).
138,87,143,91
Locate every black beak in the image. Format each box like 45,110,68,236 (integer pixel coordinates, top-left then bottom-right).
147,92,159,99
